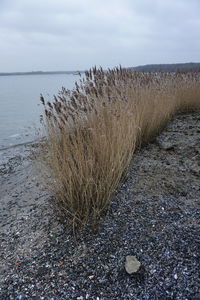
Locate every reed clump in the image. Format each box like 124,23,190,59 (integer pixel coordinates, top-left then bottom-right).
38,67,200,228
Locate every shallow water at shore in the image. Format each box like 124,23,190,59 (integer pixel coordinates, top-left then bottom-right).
0,74,78,149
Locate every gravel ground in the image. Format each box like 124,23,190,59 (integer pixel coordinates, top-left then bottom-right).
0,112,200,300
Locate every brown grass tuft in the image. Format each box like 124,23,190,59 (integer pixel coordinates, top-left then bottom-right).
37,67,200,229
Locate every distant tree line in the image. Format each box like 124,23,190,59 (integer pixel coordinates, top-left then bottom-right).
0,71,82,76
1,63,200,76
131,62,200,72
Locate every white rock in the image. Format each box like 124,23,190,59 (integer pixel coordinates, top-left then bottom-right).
125,255,141,274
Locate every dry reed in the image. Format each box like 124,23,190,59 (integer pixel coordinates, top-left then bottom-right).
37,67,200,228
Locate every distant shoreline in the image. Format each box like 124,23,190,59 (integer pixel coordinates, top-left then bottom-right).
0,71,84,77
1,62,200,76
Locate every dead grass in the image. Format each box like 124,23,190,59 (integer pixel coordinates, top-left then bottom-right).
37,67,200,228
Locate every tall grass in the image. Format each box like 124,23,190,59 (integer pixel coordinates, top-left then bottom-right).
38,67,200,228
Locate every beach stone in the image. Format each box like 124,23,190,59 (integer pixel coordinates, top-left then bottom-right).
158,141,175,150
125,255,141,274
190,165,200,176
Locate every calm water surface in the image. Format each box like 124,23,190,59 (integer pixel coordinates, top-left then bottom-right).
0,74,78,149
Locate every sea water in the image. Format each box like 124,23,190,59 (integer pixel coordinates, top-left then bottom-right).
0,74,78,149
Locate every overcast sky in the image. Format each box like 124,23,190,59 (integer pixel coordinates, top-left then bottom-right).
0,0,200,72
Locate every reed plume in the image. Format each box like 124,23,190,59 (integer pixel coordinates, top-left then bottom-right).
37,67,200,228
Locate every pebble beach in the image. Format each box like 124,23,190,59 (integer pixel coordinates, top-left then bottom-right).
0,112,200,300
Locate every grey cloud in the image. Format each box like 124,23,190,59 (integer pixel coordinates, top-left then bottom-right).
0,0,200,71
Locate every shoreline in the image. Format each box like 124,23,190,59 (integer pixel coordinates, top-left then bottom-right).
0,112,200,299
0,140,36,152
